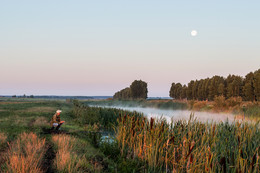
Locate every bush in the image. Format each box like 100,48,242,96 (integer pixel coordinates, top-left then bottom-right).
100,137,120,160
213,95,226,109
226,96,242,107
192,101,208,110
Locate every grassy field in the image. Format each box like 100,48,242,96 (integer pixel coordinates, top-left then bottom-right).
0,98,259,172
0,98,119,172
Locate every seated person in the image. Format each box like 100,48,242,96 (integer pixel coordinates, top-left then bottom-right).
50,110,65,130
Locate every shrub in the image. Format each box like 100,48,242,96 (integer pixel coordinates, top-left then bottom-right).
213,95,226,109
226,96,242,107
192,101,208,110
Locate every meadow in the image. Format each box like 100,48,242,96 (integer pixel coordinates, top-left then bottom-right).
0,98,259,172
0,98,117,172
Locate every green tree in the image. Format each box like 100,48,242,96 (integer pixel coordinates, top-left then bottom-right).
113,87,132,99
253,69,260,101
181,85,187,99
187,80,195,100
208,76,225,100
130,80,148,99
175,83,183,99
243,72,254,101
169,83,176,98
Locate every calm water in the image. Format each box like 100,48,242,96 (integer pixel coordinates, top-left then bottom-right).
91,105,235,123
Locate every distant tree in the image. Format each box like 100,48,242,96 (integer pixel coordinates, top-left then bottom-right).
253,69,260,101
243,72,255,101
232,76,243,97
169,82,183,99
197,79,204,101
201,78,210,100
130,80,148,99
12,95,16,98
113,80,148,100
175,83,183,99
113,87,132,99
218,83,225,96
181,85,187,99
169,83,176,99
187,80,194,100
192,80,199,100
208,76,225,100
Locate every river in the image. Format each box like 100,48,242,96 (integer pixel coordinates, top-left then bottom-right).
90,105,235,123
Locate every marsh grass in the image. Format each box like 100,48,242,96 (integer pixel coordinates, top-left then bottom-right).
116,114,260,172
5,132,46,173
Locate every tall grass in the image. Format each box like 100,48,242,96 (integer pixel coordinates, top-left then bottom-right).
5,132,46,173
52,134,85,173
0,132,7,145
116,114,260,172
73,100,143,130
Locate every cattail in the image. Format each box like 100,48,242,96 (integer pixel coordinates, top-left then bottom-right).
219,157,226,173
123,114,126,124
169,135,175,144
150,117,154,131
159,122,164,137
250,153,256,171
213,124,216,137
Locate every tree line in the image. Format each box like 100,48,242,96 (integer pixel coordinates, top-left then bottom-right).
169,69,260,101
113,80,148,99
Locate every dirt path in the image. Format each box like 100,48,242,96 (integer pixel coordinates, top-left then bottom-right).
42,141,56,173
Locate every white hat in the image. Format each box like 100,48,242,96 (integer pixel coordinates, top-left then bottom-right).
56,110,62,113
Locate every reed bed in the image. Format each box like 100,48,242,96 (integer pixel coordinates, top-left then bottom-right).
52,134,85,173
116,114,260,172
5,132,46,173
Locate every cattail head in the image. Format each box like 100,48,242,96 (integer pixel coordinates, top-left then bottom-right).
150,117,154,131
169,135,175,144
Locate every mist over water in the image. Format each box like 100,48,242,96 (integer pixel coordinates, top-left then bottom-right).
90,105,235,123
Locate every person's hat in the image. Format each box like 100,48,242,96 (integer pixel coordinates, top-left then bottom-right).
56,110,62,113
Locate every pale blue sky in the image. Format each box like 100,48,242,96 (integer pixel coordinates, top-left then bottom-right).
0,1,259,96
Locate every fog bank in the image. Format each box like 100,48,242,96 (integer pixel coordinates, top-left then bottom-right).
90,105,235,123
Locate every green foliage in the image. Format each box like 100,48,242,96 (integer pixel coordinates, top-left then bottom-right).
113,87,132,100
243,72,255,101
253,69,260,101
100,138,120,160
244,103,260,118
169,82,183,99
130,80,148,99
169,68,260,101
72,100,143,130
213,95,226,109
113,80,148,100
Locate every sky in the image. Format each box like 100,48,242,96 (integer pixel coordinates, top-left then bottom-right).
0,1,260,97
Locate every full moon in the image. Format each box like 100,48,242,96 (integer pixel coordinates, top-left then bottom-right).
191,30,198,36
